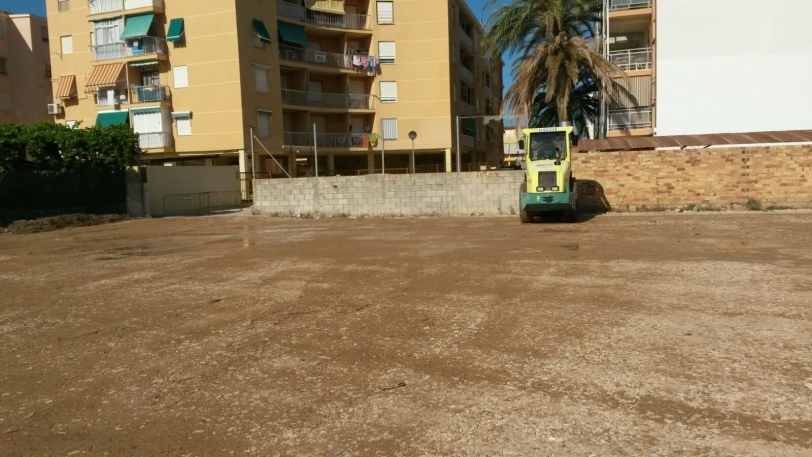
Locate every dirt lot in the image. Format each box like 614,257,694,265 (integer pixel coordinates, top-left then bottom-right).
1,212,811,456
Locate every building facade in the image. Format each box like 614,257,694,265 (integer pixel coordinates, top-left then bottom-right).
0,12,54,124
45,0,504,174
602,0,655,138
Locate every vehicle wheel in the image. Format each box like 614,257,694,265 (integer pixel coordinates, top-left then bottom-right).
520,210,533,223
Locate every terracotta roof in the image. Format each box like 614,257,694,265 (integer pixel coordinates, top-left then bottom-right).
55,75,77,99
577,130,812,152
84,63,126,93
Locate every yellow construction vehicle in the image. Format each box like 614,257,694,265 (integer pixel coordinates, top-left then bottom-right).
518,126,579,223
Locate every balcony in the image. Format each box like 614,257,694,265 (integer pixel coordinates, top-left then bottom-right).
458,28,474,49
278,45,375,74
89,0,162,15
138,131,174,149
459,101,474,116
130,85,170,103
93,37,166,61
97,89,129,107
609,0,652,12
276,0,372,31
282,89,375,110
460,66,474,84
608,107,652,131
284,131,372,148
609,48,651,71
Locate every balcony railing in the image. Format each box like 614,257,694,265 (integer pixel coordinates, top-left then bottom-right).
461,134,475,148
276,0,372,31
58,0,71,12
284,131,373,148
278,45,375,73
609,0,652,11
281,89,375,110
124,0,162,10
609,48,652,71
130,85,170,103
93,37,166,61
459,101,474,116
89,0,123,14
460,66,474,84
458,28,474,49
93,42,126,60
608,108,652,131
138,132,174,149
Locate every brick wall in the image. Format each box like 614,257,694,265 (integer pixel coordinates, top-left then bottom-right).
572,144,812,210
253,144,812,216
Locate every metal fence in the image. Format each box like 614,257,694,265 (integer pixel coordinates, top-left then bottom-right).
278,45,375,73
281,89,374,109
608,108,653,130
138,132,174,149
276,0,372,30
162,190,243,216
609,0,652,11
608,48,652,71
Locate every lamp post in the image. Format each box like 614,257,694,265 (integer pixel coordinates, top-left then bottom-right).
408,130,417,174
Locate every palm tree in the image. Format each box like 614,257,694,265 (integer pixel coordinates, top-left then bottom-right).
485,0,628,134
530,75,599,137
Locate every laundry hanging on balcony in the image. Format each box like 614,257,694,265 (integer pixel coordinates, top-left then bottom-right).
84,62,126,94
305,0,346,15
120,13,155,39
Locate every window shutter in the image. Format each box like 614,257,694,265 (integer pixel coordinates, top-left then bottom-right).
381,118,397,140
173,66,188,88
452,44,457,63
379,81,397,102
253,64,269,93
177,117,191,136
257,111,271,138
378,42,396,64
376,2,394,24
60,36,73,55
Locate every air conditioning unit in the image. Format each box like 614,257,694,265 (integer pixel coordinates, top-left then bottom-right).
47,103,62,115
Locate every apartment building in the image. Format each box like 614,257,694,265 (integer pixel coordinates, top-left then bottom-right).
0,12,54,124
46,0,504,175
602,0,655,138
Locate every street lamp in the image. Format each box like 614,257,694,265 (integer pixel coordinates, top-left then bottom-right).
408,130,417,174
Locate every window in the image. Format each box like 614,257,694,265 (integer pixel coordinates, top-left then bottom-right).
173,66,188,88
66,121,77,129
44,63,51,78
376,2,394,24
452,44,457,64
379,81,397,103
257,110,272,138
253,64,269,93
0,58,6,75
453,83,457,101
451,5,456,27
58,0,70,12
60,36,73,55
0,21,5,39
381,118,397,140
176,116,192,136
378,42,396,64
41,26,49,43
0,94,10,111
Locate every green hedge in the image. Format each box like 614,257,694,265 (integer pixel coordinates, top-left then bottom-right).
0,122,140,175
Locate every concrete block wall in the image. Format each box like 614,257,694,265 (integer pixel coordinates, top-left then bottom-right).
253,144,812,217
253,171,526,217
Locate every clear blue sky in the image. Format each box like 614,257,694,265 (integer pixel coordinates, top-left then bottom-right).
0,0,514,89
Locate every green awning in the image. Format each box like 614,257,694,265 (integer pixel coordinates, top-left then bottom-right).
167,18,184,42
130,107,161,114
462,118,477,135
96,111,129,127
129,59,159,67
120,13,155,39
171,111,191,118
252,19,272,44
277,21,308,46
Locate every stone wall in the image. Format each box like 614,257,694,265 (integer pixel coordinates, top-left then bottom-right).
253,144,812,216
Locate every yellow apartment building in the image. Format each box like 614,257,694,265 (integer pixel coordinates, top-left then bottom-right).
0,12,54,124
603,0,654,137
45,0,504,175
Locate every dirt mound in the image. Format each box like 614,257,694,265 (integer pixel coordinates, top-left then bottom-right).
3,214,128,234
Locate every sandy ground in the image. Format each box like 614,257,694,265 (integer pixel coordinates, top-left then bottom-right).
1,212,811,456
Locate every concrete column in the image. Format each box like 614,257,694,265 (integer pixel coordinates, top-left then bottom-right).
367,152,375,174
328,153,335,175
